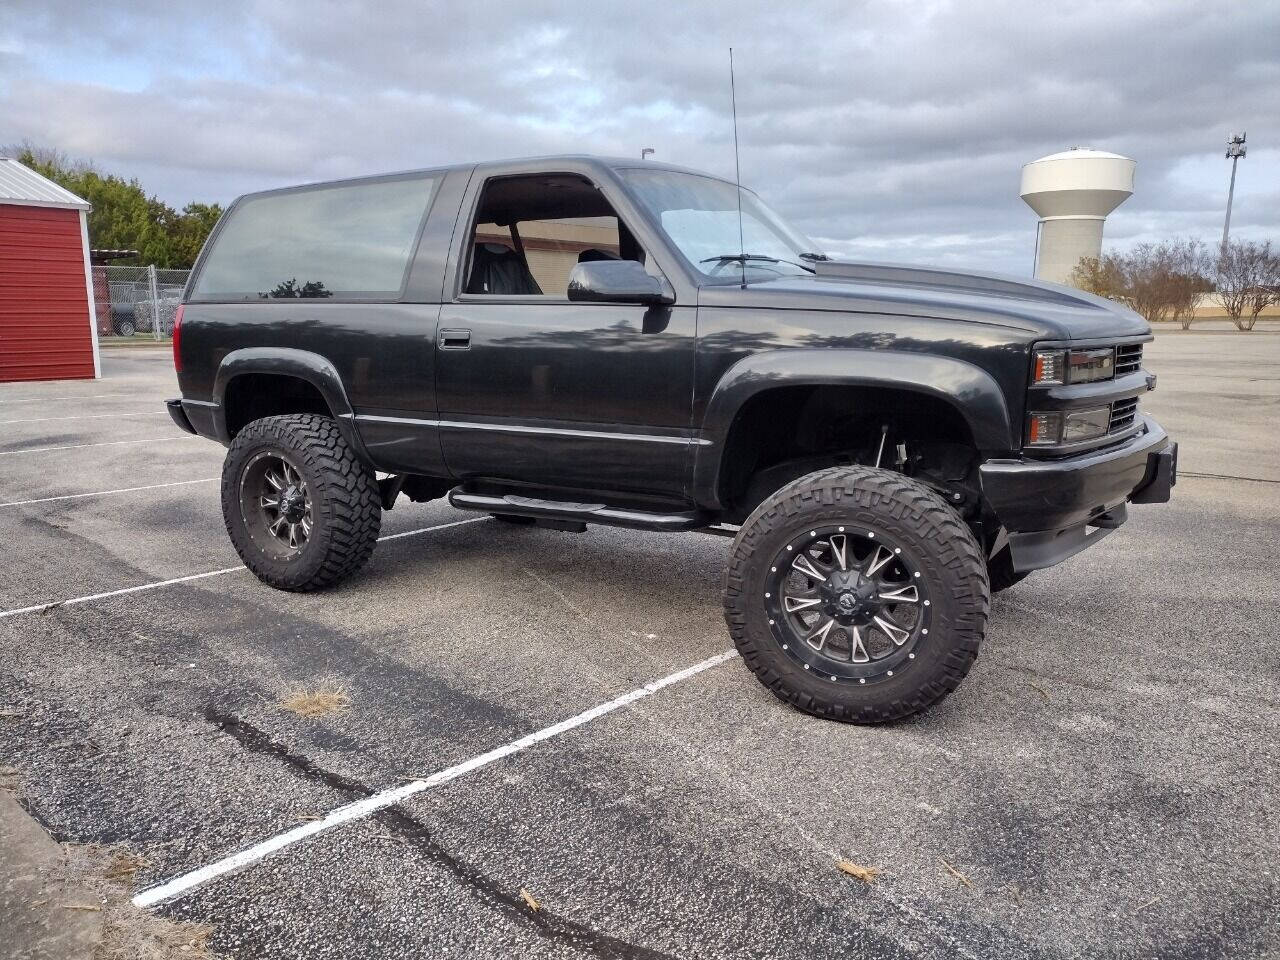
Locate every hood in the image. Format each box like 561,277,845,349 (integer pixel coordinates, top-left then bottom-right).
699,260,1150,342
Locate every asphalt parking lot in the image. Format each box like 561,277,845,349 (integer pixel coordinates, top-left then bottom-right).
1,335,1277,960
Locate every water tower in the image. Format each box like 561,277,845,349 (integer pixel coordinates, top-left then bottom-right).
1020,149,1136,285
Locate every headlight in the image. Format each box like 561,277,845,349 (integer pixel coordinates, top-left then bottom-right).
1027,405,1111,446
1032,347,1117,385
1065,348,1116,384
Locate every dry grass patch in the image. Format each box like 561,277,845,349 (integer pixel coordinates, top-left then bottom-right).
58,843,219,959
103,850,149,884
279,686,351,718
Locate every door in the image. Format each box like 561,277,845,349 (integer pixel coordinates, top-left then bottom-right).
434,171,696,500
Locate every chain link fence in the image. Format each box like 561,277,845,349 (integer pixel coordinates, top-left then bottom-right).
92,265,191,340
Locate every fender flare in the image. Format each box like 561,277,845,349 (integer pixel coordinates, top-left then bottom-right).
212,347,371,462
692,349,1014,508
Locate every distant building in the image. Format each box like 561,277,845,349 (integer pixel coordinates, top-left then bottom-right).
0,158,100,382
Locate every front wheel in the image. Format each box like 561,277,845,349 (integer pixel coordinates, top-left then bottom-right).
222,414,381,591
723,466,989,723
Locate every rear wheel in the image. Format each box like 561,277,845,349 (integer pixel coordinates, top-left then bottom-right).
222,414,381,591
113,318,136,337
724,466,989,723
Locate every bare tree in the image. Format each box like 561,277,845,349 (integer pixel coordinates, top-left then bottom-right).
1071,239,1213,328
0,140,92,174
1167,239,1215,329
1217,240,1280,331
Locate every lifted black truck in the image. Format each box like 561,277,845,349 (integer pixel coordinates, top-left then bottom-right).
166,155,1176,723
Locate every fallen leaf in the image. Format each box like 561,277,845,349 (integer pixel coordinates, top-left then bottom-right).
1028,683,1050,701
519,887,540,912
940,858,972,888
836,859,881,884
1136,896,1160,913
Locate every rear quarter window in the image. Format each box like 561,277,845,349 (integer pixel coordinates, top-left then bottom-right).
190,175,437,301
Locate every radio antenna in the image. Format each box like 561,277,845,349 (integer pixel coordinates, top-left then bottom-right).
729,47,746,289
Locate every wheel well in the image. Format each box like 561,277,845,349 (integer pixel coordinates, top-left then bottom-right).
223,373,332,438
718,384,979,520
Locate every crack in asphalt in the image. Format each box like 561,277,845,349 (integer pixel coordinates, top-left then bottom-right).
202,708,680,960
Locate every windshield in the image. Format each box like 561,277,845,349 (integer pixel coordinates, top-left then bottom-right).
618,169,823,283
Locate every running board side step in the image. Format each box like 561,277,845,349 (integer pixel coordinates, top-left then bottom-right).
448,489,710,532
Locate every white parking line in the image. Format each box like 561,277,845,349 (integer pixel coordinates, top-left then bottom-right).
0,477,220,509
132,648,739,908
0,411,168,425
0,437,199,457
0,517,489,620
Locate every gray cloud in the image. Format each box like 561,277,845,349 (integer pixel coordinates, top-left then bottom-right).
2,0,1276,272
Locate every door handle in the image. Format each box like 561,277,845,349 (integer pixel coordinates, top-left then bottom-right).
439,328,472,350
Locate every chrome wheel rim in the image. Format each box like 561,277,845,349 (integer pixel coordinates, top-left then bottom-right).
240,452,313,558
763,525,930,684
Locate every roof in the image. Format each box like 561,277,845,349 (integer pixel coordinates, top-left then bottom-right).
0,157,91,211
1028,149,1133,164
234,154,734,205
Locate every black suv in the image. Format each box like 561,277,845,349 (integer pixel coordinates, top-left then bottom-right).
167,155,1176,723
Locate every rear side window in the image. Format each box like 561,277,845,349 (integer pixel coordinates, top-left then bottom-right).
190,175,436,301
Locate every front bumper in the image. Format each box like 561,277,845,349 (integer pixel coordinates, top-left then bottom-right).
980,415,1176,572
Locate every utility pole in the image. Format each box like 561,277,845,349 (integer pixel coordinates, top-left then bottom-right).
1222,133,1247,253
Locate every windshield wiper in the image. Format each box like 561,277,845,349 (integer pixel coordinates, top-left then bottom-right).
798,251,830,262
700,253,779,264
699,253,815,273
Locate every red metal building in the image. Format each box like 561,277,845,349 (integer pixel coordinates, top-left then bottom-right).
0,158,99,382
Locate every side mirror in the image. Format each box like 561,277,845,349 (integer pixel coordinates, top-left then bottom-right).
567,260,674,305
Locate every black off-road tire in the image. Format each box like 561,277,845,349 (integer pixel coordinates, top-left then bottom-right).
222,414,381,591
724,465,989,723
987,545,1030,593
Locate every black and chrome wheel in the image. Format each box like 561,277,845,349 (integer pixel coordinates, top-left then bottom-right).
239,452,314,557
221,413,381,592
724,465,989,723
765,525,930,683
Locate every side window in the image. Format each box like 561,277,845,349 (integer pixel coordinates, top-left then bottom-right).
191,175,436,301
464,175,645,298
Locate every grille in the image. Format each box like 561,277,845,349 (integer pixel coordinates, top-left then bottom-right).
1110,397,1139,433
1115,343,1143,377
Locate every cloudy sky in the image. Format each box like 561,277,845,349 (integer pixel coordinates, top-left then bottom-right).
2,0,1276,274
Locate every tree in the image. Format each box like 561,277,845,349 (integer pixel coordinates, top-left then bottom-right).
1069,253,1126,300
1217,240,1280,331
1070,239,1214,329
4,141,223,269
1166,239,1215,330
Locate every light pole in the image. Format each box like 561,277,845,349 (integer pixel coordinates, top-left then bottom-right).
1222,133,1247,252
